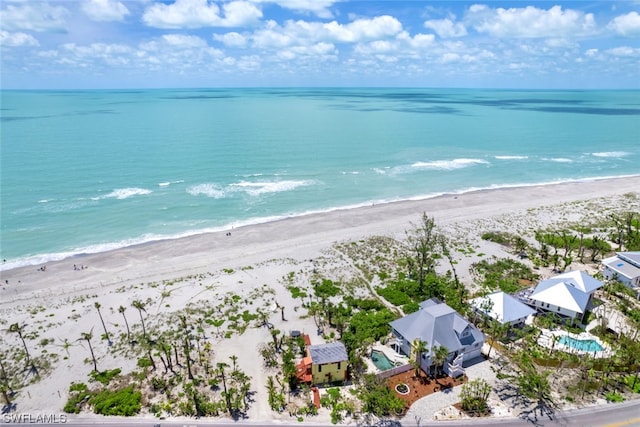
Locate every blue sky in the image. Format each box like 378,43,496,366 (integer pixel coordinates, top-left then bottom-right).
1,0,639,89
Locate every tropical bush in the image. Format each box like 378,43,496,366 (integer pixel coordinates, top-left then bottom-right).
90,386,141,416
460,378,491,414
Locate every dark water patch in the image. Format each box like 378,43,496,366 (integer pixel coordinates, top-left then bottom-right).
161,94,235,100
0,109,117,122
511,106,640,115
392,106,463,115
1,115,54,122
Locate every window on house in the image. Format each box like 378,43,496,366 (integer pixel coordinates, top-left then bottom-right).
318,364,322,372
337,362,341,370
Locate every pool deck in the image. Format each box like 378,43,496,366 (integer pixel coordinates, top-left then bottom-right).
537,329,612,358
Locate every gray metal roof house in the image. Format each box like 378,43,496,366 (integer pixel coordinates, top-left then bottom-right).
389,298,484,376
308,342,348,365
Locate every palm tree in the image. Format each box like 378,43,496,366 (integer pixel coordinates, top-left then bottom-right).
431,345,449,383
118,306,132,344
94,302,111,345
9,323,30,365
131,300,147,340
217,362,231,414
180,315,194,380
80,330,98,372
487,319,509,359
411,338,427,380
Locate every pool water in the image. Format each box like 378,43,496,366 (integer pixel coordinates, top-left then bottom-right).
371,350,395,371
559,335,604,352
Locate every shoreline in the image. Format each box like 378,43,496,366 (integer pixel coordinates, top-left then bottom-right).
2,173,639,272
2,175,639,304
1,175,639,419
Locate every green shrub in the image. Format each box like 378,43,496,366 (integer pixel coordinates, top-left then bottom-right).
605,391,625,403
377,287,411,306
64,382,92,414
402,301,420,314
624,375,640,393
137,358,153,368
90,368,121,386
90,386,141,416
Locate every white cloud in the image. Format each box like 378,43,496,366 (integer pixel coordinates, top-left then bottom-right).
251,15,403,49
251,0,339,19
424,18,467,38
213,31,248,47
607,46,640,56
324,15,402,42
0,30,39,47
161,34,208,48
0,2,68,32
278,41,337,60
607,11,640,37
142,0,263,29
467,4,597,38
82,0,130,22
59,42,134,67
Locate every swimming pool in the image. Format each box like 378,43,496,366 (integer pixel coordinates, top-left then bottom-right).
559,335,604,352
371,350,395,371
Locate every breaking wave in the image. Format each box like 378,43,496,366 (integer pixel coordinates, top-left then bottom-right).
91,188,152,200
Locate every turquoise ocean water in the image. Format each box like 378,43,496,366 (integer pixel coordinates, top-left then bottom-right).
1,88,639,269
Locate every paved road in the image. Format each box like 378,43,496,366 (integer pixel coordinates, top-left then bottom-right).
2,400,639,427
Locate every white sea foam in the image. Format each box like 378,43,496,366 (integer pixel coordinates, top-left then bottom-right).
187,183,226,198
91,188,152,200
411,158,489,170
590,151,630,158
543,157,573,163
230,180,316,196
494,155,529,160
158,180,184,187
4,173,639,272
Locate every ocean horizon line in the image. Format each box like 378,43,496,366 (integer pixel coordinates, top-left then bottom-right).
3,86,640,93
2,173,638,272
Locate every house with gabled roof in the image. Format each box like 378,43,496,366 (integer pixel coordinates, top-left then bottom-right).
296,340,348,385
528,270,604,322
602,251,640,289
470,291,536,327
389,298,484,377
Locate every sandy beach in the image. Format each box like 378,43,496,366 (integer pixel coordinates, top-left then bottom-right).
1,176,639,420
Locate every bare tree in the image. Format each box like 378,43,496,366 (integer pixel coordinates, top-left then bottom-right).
405,213,443,294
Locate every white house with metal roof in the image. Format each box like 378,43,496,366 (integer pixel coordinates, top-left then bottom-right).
602,251,640,289
389,298,485,377
529,270,604,321
470,291,536,327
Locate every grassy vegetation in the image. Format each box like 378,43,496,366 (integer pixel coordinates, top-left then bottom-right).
471,257,538,294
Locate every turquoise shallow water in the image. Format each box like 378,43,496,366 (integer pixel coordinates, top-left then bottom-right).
1,88,639,268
